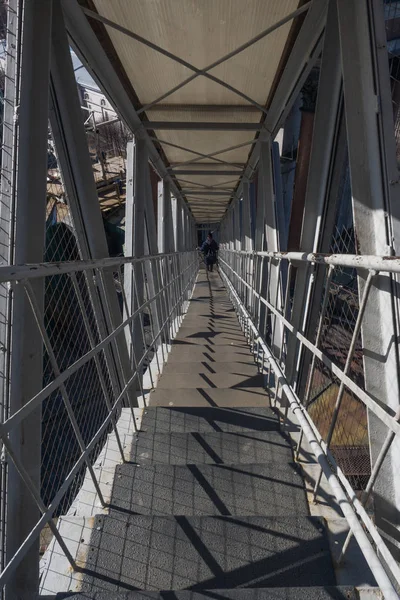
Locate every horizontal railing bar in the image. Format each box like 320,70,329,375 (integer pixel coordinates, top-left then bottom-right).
222,248,400,274
219,264,399,598
219,254,400,439
0,251,183,283
302,401,400,585
0,256,198,587
1,250,400,286
3,255,196,433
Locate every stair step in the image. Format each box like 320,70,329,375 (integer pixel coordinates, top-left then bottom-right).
174,330,247,346
140,407,279,434
131,431,293,465
110,463,307,517
157,373,265,390
161,362,260,376
49,586,358,599
81,515,335,592
150,388,269,408
166,346,253,363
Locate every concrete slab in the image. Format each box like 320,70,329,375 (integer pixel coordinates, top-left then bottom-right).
171,338,248,348
157,372,265,389
149,387,268,407
130,431,294,465
174,331,246,347
161,361,260,376
165,346,254,363
177,325,244,335
80,515,336,592
40,586,369,599
110,462,308,517
179,324,244,334
139,407,279,434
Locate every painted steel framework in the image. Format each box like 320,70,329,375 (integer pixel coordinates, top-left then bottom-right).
0,0,399,598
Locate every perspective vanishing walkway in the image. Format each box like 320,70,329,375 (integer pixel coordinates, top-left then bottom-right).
40,268,361,599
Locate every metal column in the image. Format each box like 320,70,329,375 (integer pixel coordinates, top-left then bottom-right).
124,140,135,360
284,0,342,392
157,180,171,254
337,0,400,554
49,0,135,405
131,138,147,376
242,180,254,311
0,0,18,576
6,1,52,597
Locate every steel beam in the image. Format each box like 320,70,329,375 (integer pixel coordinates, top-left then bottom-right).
49,0,135,405
124,141,135,362
157,180,170,254
0,0,18,576
62,0,194,228
6,1,52,598
144,122,263,131
258,140,282,352
284,0,342,393
173,170,242,176
272,142,287,251
147,104,261,113
296,111,347,401
169,140,254,169
182,190,232,196
150,137,244,169
131,138,147,375
337,0,400,557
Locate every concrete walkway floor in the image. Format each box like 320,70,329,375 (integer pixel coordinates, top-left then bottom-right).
150,269,267,408
41,268,365,598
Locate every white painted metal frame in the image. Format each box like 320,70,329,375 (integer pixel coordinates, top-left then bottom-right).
219,247,400,597
0,250,198,592
6,1,52,597
219,254,400,599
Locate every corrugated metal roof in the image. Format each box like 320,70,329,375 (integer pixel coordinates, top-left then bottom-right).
92,0,301,221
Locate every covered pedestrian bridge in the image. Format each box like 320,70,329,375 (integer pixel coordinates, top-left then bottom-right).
1,0,400,598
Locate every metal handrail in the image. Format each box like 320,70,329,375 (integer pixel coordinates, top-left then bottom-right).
0,250,199,590
220,249,400,600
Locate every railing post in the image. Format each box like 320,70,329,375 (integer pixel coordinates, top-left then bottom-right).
6,1,52,597
132,138,147,382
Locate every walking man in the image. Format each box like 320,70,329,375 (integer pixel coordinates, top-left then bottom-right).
201,232,219,272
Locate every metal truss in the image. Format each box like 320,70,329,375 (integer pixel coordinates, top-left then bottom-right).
219,248,400,600
82,3,312,115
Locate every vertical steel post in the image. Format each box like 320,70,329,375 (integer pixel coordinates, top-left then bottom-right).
49,0,135,405
337,0,400,552
132,138,147,377
257,140,281,347
284,0,342,394
6,1,52,597
144,171,162,352
157,180,170,254
171,195,178,252
0,0,18,578
242,180,253,312
124,140,135,362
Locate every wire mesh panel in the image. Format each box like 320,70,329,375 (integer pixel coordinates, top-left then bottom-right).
0,249,198,592
218,246,400,592
306,220,369,490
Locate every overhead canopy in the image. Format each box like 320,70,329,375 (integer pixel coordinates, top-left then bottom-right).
83,0,306,222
